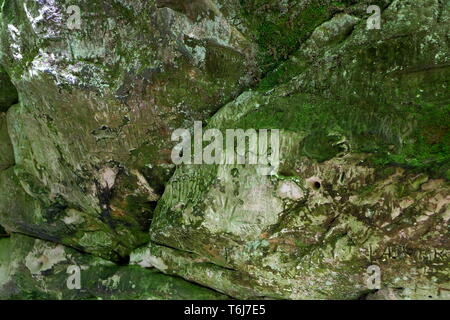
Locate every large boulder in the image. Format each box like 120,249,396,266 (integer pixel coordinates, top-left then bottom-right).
0,0,257,260
135,0,450,299
0,0,378,262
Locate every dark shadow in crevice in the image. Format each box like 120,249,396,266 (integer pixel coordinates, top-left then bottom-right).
0,67,19,113
0,224,9,238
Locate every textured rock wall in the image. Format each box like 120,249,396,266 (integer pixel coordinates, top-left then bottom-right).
0,233,227,299
0,0,448,300
0,0,258,260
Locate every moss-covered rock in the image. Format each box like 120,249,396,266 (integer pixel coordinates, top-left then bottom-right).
0,233,228,300
0,0,448,300
0,165,153,261
0,0,258,260
144,0,450,299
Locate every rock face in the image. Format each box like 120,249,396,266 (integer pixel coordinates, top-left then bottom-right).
0,112,14,170
140,0,450,299
0,234,227,299
0,0,257,260
0,0,449,300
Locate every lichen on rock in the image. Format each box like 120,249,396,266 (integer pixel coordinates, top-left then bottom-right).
143,0,450,300
0,234,228,299
0,0,448,300
0,0,258,260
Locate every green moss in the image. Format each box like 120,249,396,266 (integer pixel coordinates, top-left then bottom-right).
238,0,374,85
214,90,449,177
370,102,450,176
240,0,332,73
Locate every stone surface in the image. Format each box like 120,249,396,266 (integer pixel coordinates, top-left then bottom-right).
0,233,228,300
0,0,448,300
141,0,450,299
0,225,6,237
0,0,257,260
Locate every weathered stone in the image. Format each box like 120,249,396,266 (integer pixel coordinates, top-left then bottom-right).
236,1,398,73
142,0,450,299
0,233,228,300
0,0,257,260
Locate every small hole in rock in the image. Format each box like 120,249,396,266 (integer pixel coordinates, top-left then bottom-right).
313,181,321,190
